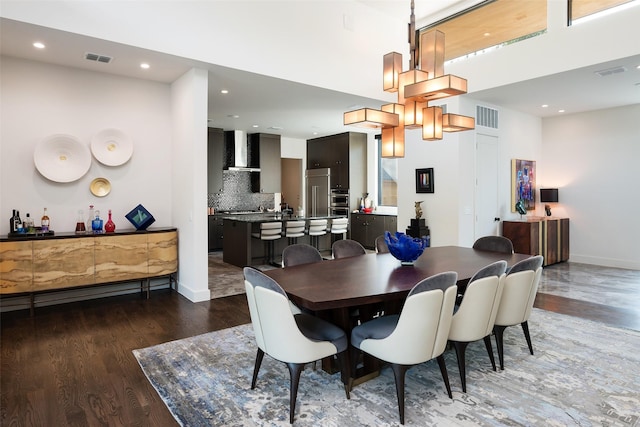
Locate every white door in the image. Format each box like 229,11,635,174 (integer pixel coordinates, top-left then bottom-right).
475,134,500,239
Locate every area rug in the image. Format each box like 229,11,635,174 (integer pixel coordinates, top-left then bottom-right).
133,309,639,426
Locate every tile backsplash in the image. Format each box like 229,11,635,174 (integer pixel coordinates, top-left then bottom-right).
208,171,274,211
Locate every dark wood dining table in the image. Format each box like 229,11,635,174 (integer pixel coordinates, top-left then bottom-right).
263,245,531,384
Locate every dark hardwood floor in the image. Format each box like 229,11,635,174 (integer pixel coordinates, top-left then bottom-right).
1,266,638,426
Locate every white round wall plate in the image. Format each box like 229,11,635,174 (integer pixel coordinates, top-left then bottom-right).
33,134,92,183
91,128,133,166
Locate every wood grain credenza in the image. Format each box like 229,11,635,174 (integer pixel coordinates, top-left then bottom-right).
0,228,178,313
502,218,569,266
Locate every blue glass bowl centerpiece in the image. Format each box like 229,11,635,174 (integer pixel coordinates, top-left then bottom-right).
384,231,429,265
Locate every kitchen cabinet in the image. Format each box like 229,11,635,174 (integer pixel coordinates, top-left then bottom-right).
249,133,281,193
208,215,224,251
307,132,366,197
351,213,397,249
502,218,569,266
207,127,224,194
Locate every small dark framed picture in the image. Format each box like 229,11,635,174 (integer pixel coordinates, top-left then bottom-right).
416,168,434,193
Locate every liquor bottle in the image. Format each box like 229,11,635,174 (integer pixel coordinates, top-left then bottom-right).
92,210,103,234
86,205,95,232
24,213,35,233
15,210,23,233
75,210,86,234
104,209,116,233
41,208,50,232
9,209,17,233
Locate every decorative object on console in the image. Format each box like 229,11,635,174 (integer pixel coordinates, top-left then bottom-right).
384,231,428,265
105,209,116,233
90,177,111,197
540,188,559,216
414,201,423,219
416,168,434,193
33,134,91,183
511,159,536,212
343,1,474,158
91,128,133,166
515,199,527,216
125,204,155,230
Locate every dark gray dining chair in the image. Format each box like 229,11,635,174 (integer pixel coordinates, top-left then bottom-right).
448,260,507,393
375,235,390,254
351,271,458,424
243,267,350,423
493,255,544,369
282,243,323,268
472,236,514,254
332,239,366,259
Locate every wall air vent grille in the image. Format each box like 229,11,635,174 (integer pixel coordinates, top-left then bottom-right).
84,52,113,63
476,105,499,129
594,66,627,77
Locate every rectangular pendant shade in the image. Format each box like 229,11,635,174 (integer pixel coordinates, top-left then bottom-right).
422,106,443,140
383,52,402,93
442,113,475,132
344,108,399,128
380,103,405,158
420,29,445,78
404,74,468,102
399,69,429,128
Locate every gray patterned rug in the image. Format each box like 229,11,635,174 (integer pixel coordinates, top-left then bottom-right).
133,309,640,426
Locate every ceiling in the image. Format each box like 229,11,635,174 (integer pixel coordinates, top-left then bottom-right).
1,2,639,141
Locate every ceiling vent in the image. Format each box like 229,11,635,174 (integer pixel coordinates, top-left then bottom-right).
84,52,113,64
594,66,627,77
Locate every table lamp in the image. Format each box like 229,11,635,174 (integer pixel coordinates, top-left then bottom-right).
540,188,559,216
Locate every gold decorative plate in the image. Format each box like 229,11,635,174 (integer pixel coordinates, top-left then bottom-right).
90,177,111,197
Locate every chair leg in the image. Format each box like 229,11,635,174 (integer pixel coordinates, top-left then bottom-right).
493,325,508,370
251,348,265,389
286,362,305,424
436,354,453,398
483,335,497,371
521,321,534,355
451,341,469,393
336,350,351,399
390,364,410,425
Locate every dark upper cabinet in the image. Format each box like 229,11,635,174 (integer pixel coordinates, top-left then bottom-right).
207,127,224,194
249,133,281,193
307,132,366,197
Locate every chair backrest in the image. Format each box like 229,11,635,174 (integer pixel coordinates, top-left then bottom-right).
330,217,349,234
495,256,544,326
282,243,323,267
259,222,282,240
308,219,328,236
375,235,390,254
472,236,514,254
285,220,306,237
243,267,336,363
449,261,507,341
358,272,458,365
332,239,366,259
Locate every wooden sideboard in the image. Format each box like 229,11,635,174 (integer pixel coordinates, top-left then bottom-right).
0,228,178,313
502,218,569,266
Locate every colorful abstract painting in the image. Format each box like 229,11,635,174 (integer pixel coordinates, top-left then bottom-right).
511,159,536,211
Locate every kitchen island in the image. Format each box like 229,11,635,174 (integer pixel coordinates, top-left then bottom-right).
222,213,346,267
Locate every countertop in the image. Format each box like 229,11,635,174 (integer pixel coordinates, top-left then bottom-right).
1,227,177,242
220,214,345,223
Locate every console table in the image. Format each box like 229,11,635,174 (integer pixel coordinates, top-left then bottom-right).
0,228,178,314
502,218,569,266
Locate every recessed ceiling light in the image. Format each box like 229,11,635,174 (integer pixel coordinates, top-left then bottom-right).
483,32,491,37
541,104,548,108
227,114,239,119
221,89,229,94
33,42,45,49
558,109,565,113
140,63,150,69
252,124,259,128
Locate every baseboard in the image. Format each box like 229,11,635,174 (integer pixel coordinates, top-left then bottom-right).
568,255,640,270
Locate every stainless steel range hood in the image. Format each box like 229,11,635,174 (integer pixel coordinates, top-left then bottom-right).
225,130,260,172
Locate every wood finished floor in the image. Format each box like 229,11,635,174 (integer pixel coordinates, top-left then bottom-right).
1,264,638,426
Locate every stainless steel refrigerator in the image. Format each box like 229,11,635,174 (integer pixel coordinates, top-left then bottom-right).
306,168,330,217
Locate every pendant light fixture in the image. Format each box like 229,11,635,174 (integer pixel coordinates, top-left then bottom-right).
343,0,475,157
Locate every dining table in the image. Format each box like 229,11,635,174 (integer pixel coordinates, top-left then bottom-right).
263,245,532,385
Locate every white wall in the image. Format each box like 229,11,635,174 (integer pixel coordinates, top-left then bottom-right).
0,57,173,234
541,104,640,269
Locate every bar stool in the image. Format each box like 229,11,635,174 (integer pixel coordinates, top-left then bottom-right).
307,219,328,251
284,220,306,245
330,217,348,243
251,222,282,267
